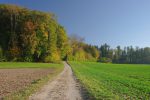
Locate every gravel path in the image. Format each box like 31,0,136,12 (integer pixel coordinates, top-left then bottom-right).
29,62,83,100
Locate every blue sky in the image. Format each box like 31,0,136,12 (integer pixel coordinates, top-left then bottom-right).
0,0,150,48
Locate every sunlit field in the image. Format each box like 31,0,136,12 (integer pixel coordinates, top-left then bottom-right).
0,62,63,99
0,62,63,69
69,61,150,100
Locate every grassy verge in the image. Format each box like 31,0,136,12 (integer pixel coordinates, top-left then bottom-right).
0,62,62,69
2,62,64,100
69,61,150,100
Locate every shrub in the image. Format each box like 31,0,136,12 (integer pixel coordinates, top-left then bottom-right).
0,47,3,61
43,53,61,63
99,57,112,63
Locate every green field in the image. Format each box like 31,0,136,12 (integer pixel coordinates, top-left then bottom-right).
69,61,150,100
0,62,63,69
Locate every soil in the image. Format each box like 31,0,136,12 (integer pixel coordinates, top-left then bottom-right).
0,68,56,99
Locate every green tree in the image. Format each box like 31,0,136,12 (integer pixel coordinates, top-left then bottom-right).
56,25,68,60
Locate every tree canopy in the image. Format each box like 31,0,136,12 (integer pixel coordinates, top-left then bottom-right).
2,4,149,64
0,4,100,63
99,44,150,64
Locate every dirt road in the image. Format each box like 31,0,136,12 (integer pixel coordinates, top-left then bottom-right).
29,62,83,100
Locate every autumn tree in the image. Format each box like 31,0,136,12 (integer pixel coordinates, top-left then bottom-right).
0,4,65,62
56,25,69,60
67,34,100,61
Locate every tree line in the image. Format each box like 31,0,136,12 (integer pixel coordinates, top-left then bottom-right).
99,43,150,64
1,4,149,64
0,4,99,63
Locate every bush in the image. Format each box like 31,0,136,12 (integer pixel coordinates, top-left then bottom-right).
0,47,3,61
99,57,112,63
23,56,33,62
43,53,61,63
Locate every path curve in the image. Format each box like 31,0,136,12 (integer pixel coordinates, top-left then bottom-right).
29,62,83,100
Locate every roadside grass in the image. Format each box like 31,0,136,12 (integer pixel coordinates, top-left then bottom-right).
69,61,150,100
1,62,64,100
0,62,62,69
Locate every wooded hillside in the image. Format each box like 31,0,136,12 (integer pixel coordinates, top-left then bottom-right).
0,4,100,62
